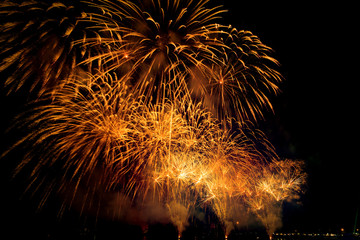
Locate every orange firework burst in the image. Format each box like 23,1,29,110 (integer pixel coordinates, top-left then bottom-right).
77,0,281,123
1,0,305,238
247,160,306,239
9,73,135,207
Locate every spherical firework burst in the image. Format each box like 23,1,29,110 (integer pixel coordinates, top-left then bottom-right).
190,27,282,123
78,0,281,123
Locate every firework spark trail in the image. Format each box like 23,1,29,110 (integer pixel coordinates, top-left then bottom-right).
77,0,282,124
0,1,89,96
189,26,282,123
78,0,228,104
0,0,306,238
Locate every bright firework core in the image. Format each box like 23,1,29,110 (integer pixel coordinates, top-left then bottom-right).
0,0,306,239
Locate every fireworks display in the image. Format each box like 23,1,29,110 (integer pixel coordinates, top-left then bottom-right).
1,0,306,239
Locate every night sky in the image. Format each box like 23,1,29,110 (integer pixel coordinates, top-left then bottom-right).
1,0,358,238
222,0,358,233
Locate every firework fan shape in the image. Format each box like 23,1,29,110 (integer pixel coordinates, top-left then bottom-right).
1,0,306,239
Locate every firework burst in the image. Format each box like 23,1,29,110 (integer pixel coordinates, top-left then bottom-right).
1,0,306,238
77,0,281,123
247,160,306,238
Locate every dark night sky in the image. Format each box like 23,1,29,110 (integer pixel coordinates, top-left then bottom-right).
222,0,358,233
0,0,358,237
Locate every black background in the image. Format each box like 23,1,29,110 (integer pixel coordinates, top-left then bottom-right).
222,0,358,233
